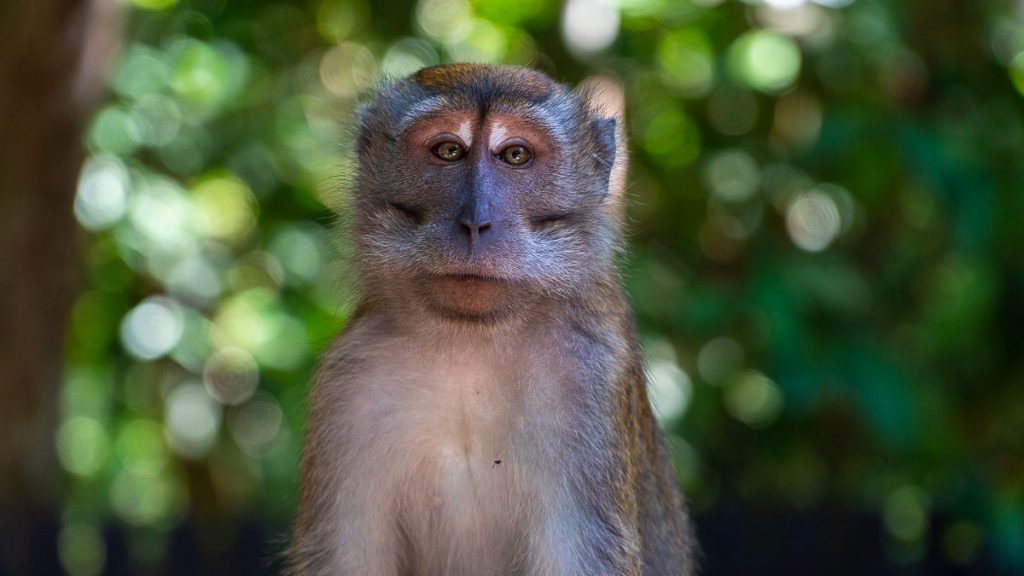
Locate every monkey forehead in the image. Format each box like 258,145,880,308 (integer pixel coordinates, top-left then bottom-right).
391,65,578,141
395,95,577,145
366,64,592,148
401,108,560,150
412,64,559,103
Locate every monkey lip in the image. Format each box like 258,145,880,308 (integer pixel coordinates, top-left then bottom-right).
439,273,505,284
421,273,514,319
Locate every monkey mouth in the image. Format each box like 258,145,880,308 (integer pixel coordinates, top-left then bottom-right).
440,273,506,284
418,273,517,321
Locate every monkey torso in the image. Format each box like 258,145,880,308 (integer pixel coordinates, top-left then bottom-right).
293,282,696,576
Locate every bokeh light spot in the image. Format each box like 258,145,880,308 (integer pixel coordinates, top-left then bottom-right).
447,19,509,63
165,382,222,459
190,170,258,244
168,307,215,371
697,337,745,384
75,155,129,231
61,367,114,422
130,94,182,147
657,29,714,97
884,486,930,542
812,0,854,7
724,370,784,428
764,0,805,9
475,0,545,24
316,0,371,43
785,189,842,252
88,105,141,156
319,42,378,98
115,416,168,475
166,251,223,303
229,393,284,455
728,30,802,94
255,313,311,370
214,289,311,370
647,359,693,423
268,226,324,286
111,45,169,100
1010,53,1024,97
704,149,760,202
641,108,702,167
213,289,276,353
989,19,1024,66
115,419,169,476
58,522,106,576
127,178,196,253
110,468,180,526
381,38,440,78
57,417,110,477
170,40,229,105
757,2,832,42
416,0,473,43
203,347,260,406
129,0,177,10
119,296,185,360
562,0,620,56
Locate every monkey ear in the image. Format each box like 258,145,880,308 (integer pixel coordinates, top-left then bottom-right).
592,116,617,181
575,75,628,214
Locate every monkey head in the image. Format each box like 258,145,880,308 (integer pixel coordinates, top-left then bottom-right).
352,64,620,325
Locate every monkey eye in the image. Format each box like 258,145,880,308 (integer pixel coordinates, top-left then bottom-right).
499,145,532,166
432,141,465,162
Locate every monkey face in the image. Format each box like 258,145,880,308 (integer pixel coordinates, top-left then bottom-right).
352,65,618,325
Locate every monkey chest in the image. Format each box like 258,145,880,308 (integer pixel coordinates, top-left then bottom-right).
350,368,556,574
396,382,537,517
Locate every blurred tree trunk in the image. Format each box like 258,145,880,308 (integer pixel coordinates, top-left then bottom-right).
0,0,121,571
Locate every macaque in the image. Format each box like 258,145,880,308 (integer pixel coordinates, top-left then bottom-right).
289,64,697,576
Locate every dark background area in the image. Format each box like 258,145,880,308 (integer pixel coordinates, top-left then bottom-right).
2,0,1023,574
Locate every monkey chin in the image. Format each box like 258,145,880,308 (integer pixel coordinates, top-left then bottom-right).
418,273,522,324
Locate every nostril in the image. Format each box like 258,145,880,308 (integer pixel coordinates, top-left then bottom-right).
459,218,492,235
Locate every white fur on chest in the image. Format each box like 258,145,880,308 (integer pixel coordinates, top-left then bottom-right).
341,340,567,574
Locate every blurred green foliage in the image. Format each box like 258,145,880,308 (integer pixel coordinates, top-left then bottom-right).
64,0,1024,573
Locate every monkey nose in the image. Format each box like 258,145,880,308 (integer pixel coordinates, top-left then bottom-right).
457,200,493,245
459,215,492,238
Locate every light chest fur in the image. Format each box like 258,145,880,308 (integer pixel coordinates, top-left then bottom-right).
325,323,586,575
